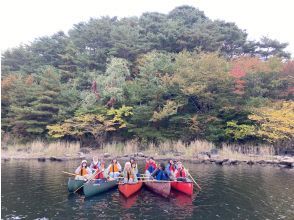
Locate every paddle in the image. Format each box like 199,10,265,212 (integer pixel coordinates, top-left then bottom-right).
62,171,79,176
73,169,103,193
186,169,202,190
141,178,174,183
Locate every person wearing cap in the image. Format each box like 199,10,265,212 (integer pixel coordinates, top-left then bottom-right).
123,162,138,183
106,158,122,179
151,163,170,181
75,160,91,180
174,162,187,181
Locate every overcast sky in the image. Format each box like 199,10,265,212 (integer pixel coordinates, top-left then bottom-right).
1,0,293,56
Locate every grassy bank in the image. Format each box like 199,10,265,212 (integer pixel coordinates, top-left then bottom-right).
1,141,80,159
94,140,276,161
1,139,276,162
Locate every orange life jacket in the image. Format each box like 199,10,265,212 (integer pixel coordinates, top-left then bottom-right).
81,168,89,176
109,164,119,173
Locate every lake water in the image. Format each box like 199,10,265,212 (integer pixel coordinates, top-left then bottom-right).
1,160,294,219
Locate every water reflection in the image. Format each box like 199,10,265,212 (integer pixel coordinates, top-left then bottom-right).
118,191,139,209
1,160,294,220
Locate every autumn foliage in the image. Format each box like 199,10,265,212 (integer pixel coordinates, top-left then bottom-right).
1,6,293,147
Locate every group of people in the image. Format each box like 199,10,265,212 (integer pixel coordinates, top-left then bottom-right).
145,158,188,181
74,156,188,183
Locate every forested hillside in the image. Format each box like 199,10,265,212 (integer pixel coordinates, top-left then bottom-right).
1,6,293,147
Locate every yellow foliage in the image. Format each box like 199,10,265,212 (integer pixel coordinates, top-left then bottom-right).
107,105,133,128
47,106,133,139
249,101,294,142
151,100,183,122
172,51,231,97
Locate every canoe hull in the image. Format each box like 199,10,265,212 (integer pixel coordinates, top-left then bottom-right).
68,178,85,192
171,181,193,196
144,181,171,198
83,179,118,198
118,181,143,198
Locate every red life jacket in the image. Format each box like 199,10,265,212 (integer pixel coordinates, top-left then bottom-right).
95,171,104,179
169,163,175,172
92,163,104,179
175,168,187,178
150,162,156,169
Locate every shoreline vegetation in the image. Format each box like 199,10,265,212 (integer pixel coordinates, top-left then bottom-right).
1,6,293,164
2,140,293,169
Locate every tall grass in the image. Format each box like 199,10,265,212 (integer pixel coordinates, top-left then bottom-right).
94,140,274,160
141,140,214,158
2,141,80,158
95,141,139,156
2,139,276,161
219,143,275,161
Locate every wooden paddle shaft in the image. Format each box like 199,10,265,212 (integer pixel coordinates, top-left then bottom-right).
62,171,79,176
74,170,103,193
187,171,201,190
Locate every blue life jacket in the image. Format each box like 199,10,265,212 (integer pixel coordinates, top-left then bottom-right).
148,165,155,174
156,170,169,180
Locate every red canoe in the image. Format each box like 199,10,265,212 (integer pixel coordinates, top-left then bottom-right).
144,181,171,198
118,181,143,198
171,180,193,196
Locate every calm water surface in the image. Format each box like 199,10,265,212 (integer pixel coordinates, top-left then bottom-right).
1,160,294,219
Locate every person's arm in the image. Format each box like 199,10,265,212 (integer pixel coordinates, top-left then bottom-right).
164,170,170,180
90,163,94,171
106,165,111,174
87,167,92,175
151,168,159,177
75,166,81,175
117,163,122,172
183,169,187,177
165,165,170,175
174,170,178,178
133,171,138,182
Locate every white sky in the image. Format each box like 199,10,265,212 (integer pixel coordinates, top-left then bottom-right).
1,0,293,57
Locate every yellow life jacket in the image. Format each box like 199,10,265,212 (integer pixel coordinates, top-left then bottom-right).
126,170,134,180
109,164,119,173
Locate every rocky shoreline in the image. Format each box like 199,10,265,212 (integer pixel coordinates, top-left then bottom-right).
2,151,294,169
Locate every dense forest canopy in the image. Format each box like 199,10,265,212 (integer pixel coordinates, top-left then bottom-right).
1,6,293,147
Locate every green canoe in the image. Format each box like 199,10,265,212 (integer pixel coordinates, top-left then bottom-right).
68,178,85,192
83,179,118,198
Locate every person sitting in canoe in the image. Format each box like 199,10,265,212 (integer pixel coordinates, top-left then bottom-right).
166,159,176,177
151,163,170,181
75,160,92,180
174,162,187,181
145,157,157,176
107,158,122,179
130,157,140,178
90,156,104,179
123,162,138,183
